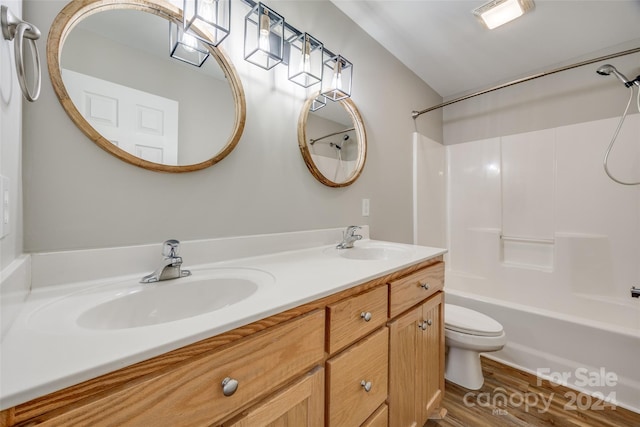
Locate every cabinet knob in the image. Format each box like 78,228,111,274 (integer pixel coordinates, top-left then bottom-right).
360,311,372,322
420,282,430,290
221,377,239,396
360,380,372,392
418,320,432,331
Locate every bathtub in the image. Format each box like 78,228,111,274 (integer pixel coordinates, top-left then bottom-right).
445,287,640,413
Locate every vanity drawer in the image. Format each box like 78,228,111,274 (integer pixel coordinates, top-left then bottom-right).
327,285,388,354
362,404,388,427
326,327,388,427
36,310,325,427
389,262,444,318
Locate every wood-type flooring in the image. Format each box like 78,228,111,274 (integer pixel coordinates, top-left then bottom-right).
425,357,640,427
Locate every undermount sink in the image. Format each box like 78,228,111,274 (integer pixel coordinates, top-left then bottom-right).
324,241,413,261
29,268,274,331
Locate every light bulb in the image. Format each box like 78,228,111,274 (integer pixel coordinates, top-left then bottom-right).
330,60,343,91
182,32,199,52
259,9,271,52
199,0,215,21
299,37,311,74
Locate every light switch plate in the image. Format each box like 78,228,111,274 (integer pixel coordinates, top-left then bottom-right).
362,198,370,217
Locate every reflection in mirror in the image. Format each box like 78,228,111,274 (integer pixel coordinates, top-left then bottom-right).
298,95,366,187
48,0,246,172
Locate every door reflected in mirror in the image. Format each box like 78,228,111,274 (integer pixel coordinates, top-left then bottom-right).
298,95,367,187
49,1,246,172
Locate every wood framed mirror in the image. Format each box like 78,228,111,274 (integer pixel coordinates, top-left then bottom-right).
297,95,367,187
47,0,246,173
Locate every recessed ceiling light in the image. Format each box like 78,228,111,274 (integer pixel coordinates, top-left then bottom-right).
472,0,535,30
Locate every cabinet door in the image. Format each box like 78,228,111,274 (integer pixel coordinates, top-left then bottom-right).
420,292,444,421
388,305,422,427
225,368,324,427
388,292,444,427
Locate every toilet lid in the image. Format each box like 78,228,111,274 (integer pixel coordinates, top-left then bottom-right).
445,304,504,337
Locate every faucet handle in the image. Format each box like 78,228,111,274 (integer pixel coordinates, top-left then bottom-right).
345,225,361,236
162,239,180,258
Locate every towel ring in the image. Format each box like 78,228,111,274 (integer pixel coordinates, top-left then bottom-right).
1,5,41,102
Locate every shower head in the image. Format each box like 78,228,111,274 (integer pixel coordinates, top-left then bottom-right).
597,64,637,87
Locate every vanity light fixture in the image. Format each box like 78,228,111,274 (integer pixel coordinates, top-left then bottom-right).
183,0,231,47
472,0,535,30
244,2,284,70
321,54,353,101
288,33,323,87
169,20,210,67
239,0,353,99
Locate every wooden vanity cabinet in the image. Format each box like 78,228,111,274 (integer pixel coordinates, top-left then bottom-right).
1,256,445,427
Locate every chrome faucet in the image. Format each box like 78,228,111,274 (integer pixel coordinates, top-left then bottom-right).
632,286,640,298
141,239,191,283
336,225,363,249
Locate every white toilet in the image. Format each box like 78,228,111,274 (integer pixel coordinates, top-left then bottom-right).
444,304,507,390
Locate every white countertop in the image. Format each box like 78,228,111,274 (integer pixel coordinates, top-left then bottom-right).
0,238,445,410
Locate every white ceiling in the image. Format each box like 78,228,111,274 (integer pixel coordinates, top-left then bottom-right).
330,0,640,99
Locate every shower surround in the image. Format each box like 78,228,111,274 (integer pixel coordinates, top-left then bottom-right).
445,113,640,412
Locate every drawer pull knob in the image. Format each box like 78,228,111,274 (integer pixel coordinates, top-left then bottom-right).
420,282,430,290
360,380,372,392
360,311,372,322
221,377,239,396
426,319,433,326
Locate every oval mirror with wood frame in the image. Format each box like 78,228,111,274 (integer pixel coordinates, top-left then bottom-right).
48,0,246,173
298,95,367,187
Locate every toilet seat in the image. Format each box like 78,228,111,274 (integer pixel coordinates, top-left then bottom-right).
445,304,503,337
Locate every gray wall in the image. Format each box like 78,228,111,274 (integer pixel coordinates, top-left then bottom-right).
441,41,640,145
0,0,24,270
23,0,442,253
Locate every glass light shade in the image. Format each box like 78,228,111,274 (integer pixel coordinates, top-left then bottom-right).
288,33,323,87
244,3,284,70
183,0,231,46
310,94,326,112
472,0,535,30
320,55,352,101
169,21,210,67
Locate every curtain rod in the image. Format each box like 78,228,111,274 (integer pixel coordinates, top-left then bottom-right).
411,46,640,119
310,127,355,144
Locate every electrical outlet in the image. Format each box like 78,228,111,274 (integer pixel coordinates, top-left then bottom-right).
0,175,8,239
362,198,370,217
